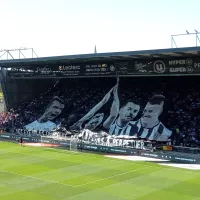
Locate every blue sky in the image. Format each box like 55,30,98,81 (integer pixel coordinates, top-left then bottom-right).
0,0,200,58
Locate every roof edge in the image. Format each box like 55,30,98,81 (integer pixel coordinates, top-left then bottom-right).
0,46,200,64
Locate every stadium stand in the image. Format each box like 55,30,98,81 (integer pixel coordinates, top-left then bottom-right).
1,76,200,148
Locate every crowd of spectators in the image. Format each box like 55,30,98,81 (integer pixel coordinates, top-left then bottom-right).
0,111,18,131
1,76,200,148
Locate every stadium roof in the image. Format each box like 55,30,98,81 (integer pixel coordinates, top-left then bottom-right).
0,46,200,67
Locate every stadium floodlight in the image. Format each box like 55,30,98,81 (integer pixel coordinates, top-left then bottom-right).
195,30,200,46
186,30,190,34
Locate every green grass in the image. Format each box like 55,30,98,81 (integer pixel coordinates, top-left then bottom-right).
0,142,200,200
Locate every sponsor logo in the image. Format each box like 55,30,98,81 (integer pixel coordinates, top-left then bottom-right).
174,157,195,162
169,59,193,66
118,62,128,70
60,143,68,145
101,64,107,68
59,65,80,71
110,65,115,71
84,145,98,150
186,58,193,65
153,61,166,73
41,140,50,143
187,66,193,73
169,66,193,73
120,67,128,71
110,148,127,153
169,60,185,65
138,69,147,73
36,67,51,72
194,63,200,68
141,153,158,157
135,62,147,71
0,135,10,138
169,67,187,73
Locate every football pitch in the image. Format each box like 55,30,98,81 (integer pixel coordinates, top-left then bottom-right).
0,142,200,200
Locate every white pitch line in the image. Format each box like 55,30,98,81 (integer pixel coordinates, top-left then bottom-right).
74,166,152,188
0,169,75,188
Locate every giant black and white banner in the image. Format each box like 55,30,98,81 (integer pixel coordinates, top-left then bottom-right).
23,77,172,142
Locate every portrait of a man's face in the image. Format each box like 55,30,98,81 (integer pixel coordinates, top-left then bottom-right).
43,97,65,121
119,102,140,122
84,113,104,130
141,96,164,128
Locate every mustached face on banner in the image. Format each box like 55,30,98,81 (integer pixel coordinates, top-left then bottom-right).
119,102,140,122
141,95,164,128
84,113,104,130
43,97,65,121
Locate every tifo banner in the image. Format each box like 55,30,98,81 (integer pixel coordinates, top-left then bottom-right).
21,77,172,142
5,57,200,78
